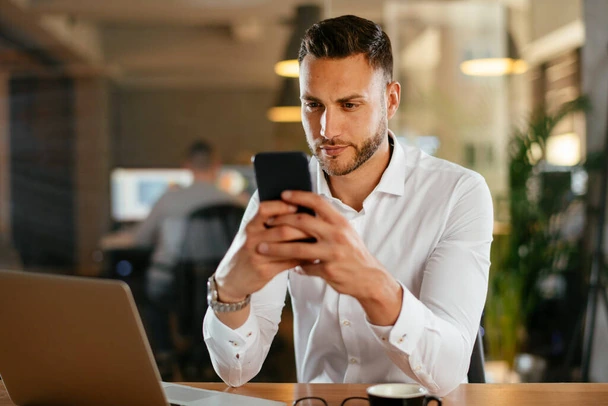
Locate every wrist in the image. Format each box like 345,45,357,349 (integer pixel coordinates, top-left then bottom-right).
208,274,251,313
214,274,248,303
359,275,403,326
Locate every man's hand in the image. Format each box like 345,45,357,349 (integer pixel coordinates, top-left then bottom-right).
258,190,403,326
214,200,311,303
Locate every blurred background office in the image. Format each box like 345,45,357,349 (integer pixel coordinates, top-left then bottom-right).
1,0,608,385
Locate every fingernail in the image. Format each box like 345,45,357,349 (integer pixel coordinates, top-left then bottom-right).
294,265,304,274
282,190,292,199
258,243,269,253
289,205,298,212
266,217,274,225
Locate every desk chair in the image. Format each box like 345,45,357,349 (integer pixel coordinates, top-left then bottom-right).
467,328,486,383
171,203,245,380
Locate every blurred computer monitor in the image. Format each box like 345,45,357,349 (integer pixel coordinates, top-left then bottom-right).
111,165,256,223
111,168,193,222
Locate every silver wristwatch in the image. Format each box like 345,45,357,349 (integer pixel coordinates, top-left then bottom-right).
207,274,251,312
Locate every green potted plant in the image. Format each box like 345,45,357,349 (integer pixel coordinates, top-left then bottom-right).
485,96,591,372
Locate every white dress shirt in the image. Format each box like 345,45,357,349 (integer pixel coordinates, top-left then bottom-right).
203,133,493,396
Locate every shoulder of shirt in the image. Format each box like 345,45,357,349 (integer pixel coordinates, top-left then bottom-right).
401,143,486,186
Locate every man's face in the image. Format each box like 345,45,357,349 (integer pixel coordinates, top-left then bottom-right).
299,54,395,177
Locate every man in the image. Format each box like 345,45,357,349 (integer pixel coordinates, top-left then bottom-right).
203,15,493,396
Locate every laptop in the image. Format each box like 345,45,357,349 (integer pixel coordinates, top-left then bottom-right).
0,270,285,406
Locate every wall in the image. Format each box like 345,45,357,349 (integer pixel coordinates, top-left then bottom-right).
74,77,111,276
0,71,20,269
10,76,76,270
530,0,582,42
0,72,9,243
113,88,284,167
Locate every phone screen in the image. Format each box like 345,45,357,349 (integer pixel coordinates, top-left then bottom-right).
254,151,316,242
253,151,315,216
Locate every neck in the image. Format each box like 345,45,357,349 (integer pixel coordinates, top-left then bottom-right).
326,136,392,211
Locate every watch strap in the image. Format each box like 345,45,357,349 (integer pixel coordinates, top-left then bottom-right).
207,274,251,312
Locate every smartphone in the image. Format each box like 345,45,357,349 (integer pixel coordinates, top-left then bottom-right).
253,151,315,216
254,151,316,243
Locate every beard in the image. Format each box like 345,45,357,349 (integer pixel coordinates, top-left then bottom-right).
307,110,388,177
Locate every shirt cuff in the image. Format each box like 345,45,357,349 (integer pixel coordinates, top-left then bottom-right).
367,281,427,355
204,306,260,358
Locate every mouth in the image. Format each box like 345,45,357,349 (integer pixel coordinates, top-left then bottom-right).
320,145,348,157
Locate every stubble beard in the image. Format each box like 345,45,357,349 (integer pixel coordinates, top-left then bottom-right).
308,113,388,177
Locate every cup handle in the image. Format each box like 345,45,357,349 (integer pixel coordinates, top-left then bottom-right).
423,395,442,406
340,396,369,406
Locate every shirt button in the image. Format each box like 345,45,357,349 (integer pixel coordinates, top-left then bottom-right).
414,365,421,371
342,320,351,327
349,357,358,364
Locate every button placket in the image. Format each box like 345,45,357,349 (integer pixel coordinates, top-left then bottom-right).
342,215,365,381
340,294,362,382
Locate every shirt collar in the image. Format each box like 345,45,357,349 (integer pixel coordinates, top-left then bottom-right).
314,158,332,198
375,130,406,196
313,130,406,198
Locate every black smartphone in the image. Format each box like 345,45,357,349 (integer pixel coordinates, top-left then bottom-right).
253,151,315,216
254,151,316,242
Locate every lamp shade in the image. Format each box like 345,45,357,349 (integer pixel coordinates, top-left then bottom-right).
460,33,528,76
268,77,301,122
274,5,321,78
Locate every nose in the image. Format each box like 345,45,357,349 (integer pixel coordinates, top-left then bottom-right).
320,107,341,140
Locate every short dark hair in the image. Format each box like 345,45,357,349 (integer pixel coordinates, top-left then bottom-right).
187,140,215,169
298,15,393,82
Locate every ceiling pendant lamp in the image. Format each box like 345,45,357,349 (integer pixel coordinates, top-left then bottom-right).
274,5,322,78
267,77,301,122
268,5,321,122
460,33,528,77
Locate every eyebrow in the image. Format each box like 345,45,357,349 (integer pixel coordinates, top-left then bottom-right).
300,94,321,102
300,93,366,103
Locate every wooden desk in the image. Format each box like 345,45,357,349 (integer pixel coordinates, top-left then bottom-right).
1,382,608,405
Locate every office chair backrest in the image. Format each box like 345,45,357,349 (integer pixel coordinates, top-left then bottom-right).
167,203,245,380
467,328,486,383
177,203,245,264
174,202,245,332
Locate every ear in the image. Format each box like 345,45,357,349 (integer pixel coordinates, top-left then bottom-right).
385,81,401,120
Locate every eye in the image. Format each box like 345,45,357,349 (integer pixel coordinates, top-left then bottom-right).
304,102,322,111
343,102,358,110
